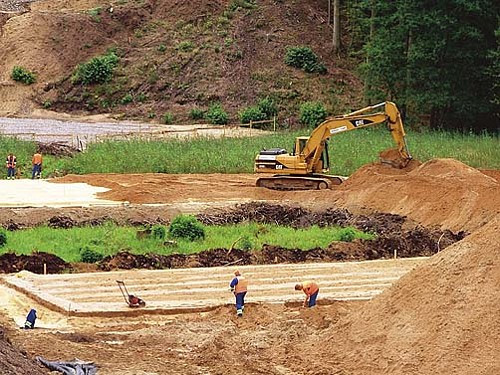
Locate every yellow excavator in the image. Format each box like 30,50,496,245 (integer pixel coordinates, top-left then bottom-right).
254,101,412,190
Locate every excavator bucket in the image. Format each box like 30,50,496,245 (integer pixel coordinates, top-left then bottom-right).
379,148,412,169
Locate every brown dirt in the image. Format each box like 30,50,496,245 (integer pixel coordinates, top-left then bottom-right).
291,214,500,375
0,252,68,274
54,159,499,233
0,327,46,375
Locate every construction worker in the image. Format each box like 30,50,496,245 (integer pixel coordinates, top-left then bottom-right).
24,308,37,329
32,152,43,179
295,281,319,308
229,270,248,317
6,152,16,179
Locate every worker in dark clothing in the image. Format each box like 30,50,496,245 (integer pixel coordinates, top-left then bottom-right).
24,308,37,329
6,153,16,179
229,270,248,317
32,152,43,179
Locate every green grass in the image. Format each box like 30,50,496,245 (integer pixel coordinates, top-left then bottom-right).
0,128,498,178
0,223,374,263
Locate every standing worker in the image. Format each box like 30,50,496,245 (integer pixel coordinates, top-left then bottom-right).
230,270,248,317
6,152,16,179
32,152,43,179
295,280,319,308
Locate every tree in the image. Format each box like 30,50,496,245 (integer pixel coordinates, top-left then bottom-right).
361,0,499,131
333,0,341,52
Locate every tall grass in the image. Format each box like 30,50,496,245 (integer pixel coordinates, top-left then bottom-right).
1,128,498,178
1,223,374,262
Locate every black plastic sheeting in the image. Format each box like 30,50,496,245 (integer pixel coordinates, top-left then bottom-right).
36,357,98,375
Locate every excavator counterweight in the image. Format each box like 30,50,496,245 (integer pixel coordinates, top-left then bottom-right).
254,102,412,190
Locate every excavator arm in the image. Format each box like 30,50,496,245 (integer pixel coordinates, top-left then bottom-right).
302,102,412,172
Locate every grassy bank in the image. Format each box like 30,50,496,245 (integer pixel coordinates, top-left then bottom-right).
1,128,498,178
0,223,374,263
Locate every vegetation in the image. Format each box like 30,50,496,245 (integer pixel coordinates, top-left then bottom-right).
239,106,267,124
300,101,327,127
0,230,7,248
168,215,206,241
72,51,119,85
11,66,36,85
0,223,374,262
189,108,205,120
284,46,327,74
0,129,498,178
206,103,229,125
163,112,175,124
351,0,498,132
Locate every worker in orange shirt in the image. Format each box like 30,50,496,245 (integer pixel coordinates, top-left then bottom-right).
229,270,248,317
32,152,43,179
295,280,319,308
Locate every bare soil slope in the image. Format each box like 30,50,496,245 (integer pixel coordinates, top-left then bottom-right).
0,0,360,120
301,214,500,375
0,327,45,375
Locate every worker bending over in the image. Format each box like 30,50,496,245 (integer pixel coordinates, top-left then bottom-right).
295,281,319,308
230,270,248,317
24,308,37,329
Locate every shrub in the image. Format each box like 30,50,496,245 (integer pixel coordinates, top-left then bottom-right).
284,46,327,74
163,112,174,124
168,215,205,241
257,96,278,118
11,66,36,85
152,225,166,240
80,247,104,263
229,0,257,11
190,108,205,120
0,230,7,248
239,236,253,250
157,44,167,53
239,105,266,124
42,100,52,109
177,41,194,52
300,101,327,127
339,228,357,242
72,51,119,85
120,93,133,105
206,103,229,125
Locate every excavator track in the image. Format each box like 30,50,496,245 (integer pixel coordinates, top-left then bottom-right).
256,175,345,191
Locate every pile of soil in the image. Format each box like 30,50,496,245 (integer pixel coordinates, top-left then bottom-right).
334,159,499,232
98,226,463,271
0,252,68,274
298,214,500,375
37,142,78,157
0,327,45,375
198,202,410,235
47,215,75,229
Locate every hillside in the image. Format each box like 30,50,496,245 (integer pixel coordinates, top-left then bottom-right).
0,0,361,122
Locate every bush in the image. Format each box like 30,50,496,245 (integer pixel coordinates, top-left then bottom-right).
11,66,36,85
300,101,328,127
339,228,357,242
0,230,7,248
163,112,174,124
239,236,253,250
80,247,104,263
177,41,194,52
206,103,229,125
190,108,205,120
168,215,205,241
257,96,278,118
152,225,166,240
120,93,133,105
239,105,266,124
72,51,119,85
284,46,327,74
229,0,256,11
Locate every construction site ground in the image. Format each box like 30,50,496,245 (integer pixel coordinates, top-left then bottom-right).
0,158,498,374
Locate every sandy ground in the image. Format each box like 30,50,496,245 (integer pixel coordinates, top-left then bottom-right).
3,258,425,316
0,179,120,207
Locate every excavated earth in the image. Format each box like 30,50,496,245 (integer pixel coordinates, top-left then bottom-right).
0,158,498,375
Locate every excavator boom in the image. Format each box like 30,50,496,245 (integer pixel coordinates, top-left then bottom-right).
254,102,412,190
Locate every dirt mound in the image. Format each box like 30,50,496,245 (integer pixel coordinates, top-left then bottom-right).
334,158,500,232
37,142,79,157
0,327,46,375
0,252,68,274
48,215,75,229
305,215,500,375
